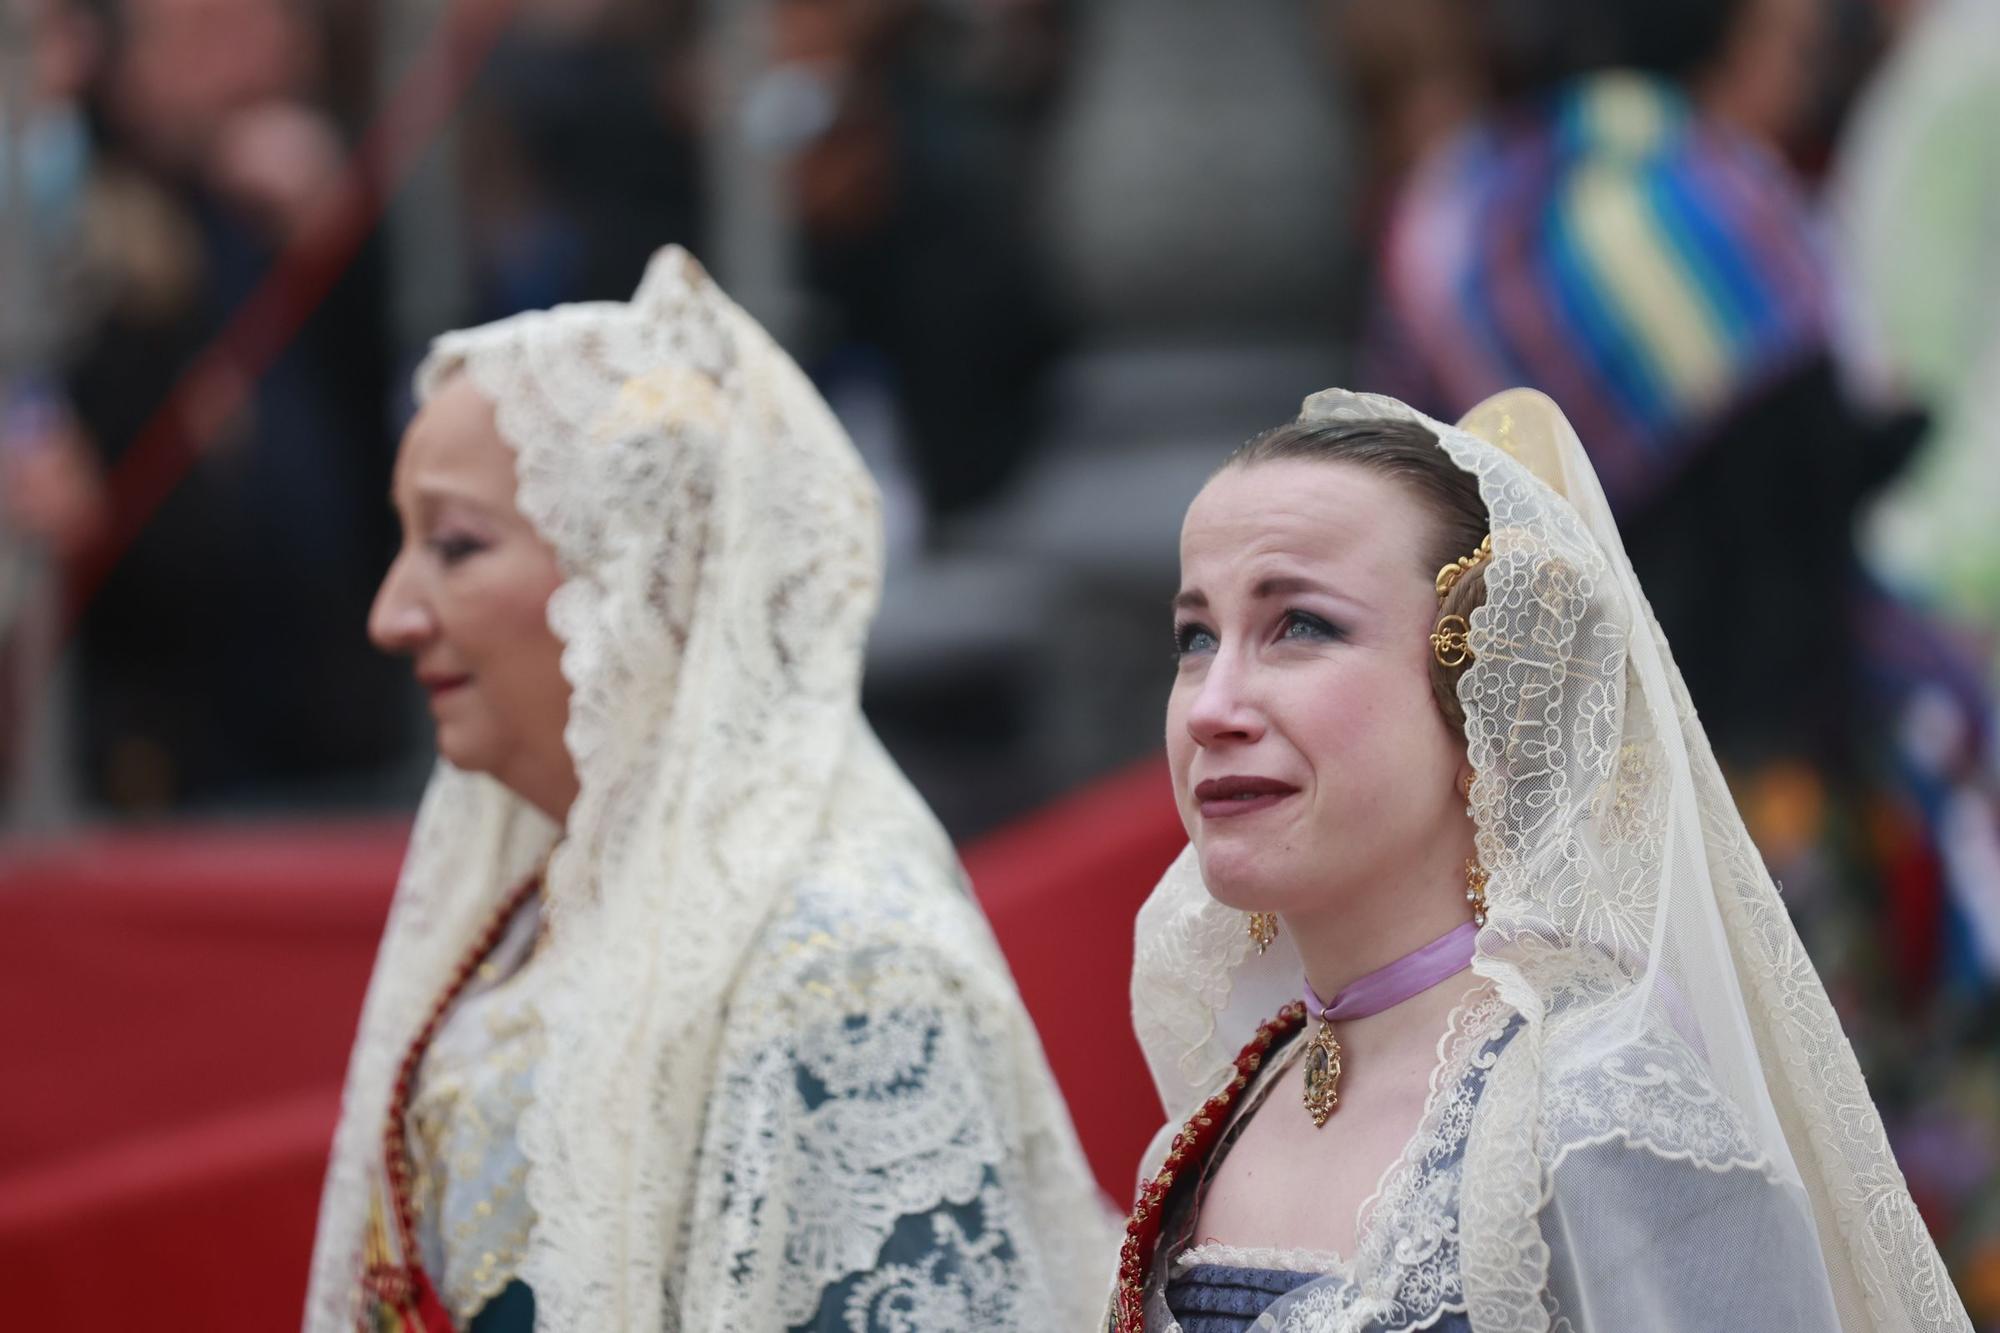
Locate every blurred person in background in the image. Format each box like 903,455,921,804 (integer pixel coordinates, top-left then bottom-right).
59,0,408,813
1361,0,1922,821
1355,0,1999,1314
443,0,1071,534
1325,0,1486,186
308,246,1110,1333
1832,0,2000,692
780,0,1074,526
1315,0,1491,353
0,0,107,803
455,0,706,322
1828,0,2000,1311
0,0,104,557
1318,0,1488,256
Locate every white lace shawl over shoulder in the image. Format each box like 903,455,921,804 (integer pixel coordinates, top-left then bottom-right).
1126,387,1972,1332
304,246,1110,1332
689,733,1112,1330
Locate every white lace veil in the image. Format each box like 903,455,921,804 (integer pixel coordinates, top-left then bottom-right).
305,247,1103,1331
1129,388,1971,1331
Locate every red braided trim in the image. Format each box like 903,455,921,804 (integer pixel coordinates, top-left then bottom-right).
373,873,544,1319
1109,1002,1306,1332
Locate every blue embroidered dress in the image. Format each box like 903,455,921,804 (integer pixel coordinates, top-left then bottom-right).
1149,1009,1517,1333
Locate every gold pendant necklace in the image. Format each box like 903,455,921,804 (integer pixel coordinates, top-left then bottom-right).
1301,1019,1343,1127
1296,918,1483,1127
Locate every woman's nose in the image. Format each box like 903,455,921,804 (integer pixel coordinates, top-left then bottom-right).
1184,654,1265,748
367,553,434,654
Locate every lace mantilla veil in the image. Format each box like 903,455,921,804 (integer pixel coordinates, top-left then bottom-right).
304,247,1108,1332
1127,388,1972,1331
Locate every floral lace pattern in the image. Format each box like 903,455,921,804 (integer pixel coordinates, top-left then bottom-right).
822,1180,1044,1332
1539,1033,1770,1178
685,825,1113,1331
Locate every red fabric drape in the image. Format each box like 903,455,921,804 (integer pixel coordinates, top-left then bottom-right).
0,761,1182,1328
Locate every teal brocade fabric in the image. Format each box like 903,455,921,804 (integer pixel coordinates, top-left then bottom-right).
467,1280,533,1332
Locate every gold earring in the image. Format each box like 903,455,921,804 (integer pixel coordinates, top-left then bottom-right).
1247,912,1278,955
1464,859,1489,928
1458,771,1475,801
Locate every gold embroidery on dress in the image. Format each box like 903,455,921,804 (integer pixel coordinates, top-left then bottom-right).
406,893,546,1323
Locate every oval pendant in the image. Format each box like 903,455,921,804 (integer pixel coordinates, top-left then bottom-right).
1302,1021,1343,1127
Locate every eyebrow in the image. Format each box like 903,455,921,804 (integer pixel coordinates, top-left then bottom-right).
400,480,502,514
1251,575,1337,601
1172,575,1344,614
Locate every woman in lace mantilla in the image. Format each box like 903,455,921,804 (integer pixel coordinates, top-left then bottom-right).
1114,387,1971,1332
303,246,1111,1333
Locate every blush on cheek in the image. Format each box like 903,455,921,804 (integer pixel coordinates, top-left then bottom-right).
1165,751,1197,840
1171,776,1201,842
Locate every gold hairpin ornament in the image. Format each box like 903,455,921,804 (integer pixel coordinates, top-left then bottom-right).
1431,615,1472,667
1431,533,1490,667
1434,534,1493,603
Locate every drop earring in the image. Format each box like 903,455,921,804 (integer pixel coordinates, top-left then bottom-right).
1247,912,1278,955
1464,859,1489,928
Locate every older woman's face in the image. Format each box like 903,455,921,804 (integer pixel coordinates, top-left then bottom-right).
1167,459,1468,914
370,376,576,819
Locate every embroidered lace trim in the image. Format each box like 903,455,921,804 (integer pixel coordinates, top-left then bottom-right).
1174,1242,1350,1279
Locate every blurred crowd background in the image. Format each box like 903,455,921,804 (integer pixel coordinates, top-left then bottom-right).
1,0,1996,1318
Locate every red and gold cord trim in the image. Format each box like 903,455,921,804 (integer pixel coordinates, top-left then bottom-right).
1109,1002,1307,1333
360,872,543,1332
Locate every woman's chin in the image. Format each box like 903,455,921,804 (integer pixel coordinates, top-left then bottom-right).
431,724,497,778
1195,853,1287,913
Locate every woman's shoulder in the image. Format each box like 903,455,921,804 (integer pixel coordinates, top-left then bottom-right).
1531,1024,1844,1329
1535,1017,1774,1181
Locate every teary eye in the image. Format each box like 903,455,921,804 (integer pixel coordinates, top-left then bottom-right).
1279,611,1344,642
1173,621,1218,658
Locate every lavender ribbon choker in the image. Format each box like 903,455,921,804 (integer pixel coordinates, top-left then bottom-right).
1296,920,1480,1127
1303,921,1481,1021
